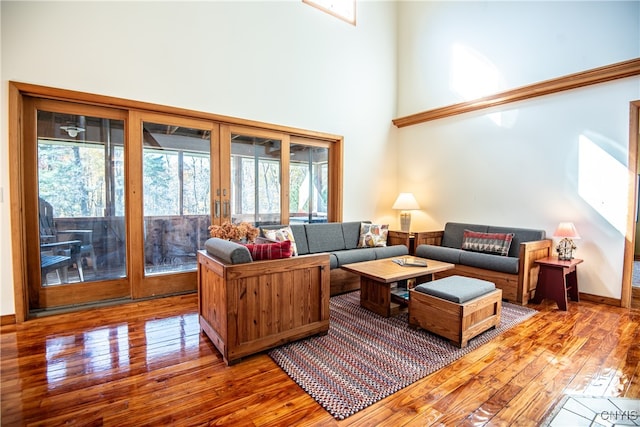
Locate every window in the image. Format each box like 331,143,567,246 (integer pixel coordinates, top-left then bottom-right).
36,109,126,286
289,139,329,223
142,121,212,275
303,0,356,25
230,134,282,225
229,131,333,227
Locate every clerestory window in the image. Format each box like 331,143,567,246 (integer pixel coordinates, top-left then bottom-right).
303,0,356,25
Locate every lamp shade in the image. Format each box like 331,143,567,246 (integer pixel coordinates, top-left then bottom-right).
392,193,420,210
553,222,580,239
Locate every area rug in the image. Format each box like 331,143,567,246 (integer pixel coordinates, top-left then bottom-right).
269,291,537,420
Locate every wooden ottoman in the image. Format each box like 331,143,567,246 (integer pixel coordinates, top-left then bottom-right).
408,275,502,348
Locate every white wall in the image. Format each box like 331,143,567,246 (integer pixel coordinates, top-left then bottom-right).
0,1,398,316
396,1,640,299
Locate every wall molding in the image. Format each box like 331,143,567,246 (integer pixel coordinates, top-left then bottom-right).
580,292,621,308
392,57,640,128
1,314,16,326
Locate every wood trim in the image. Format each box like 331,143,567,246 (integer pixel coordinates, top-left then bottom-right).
580,292,621,307
11,81,342,142
393,57,640,128
281,134,291,224
622,101,640,309
9,82,28,322
302,0,356,26
331,136,344,222
0,314,16,326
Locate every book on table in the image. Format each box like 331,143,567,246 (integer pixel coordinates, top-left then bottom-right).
392,257,427,267
391,288,410,301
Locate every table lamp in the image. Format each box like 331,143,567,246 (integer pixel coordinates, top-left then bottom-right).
392,193,420,232
554,222,580,260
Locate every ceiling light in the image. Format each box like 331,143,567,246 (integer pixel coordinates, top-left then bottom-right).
60,125,85,138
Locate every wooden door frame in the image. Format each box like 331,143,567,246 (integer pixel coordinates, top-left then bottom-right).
623,100,640,308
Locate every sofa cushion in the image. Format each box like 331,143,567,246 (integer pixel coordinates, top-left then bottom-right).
373,245,409,259
289,224,309,255
442,223,488,248
262,225,299,256
459,251,519,274
461,230,514,256
205,238,253,264
244,240,292,261
260,224,309,255
357,223,389,248
332,248,377,267
487,225,546,258
342,221,369,250
415,245,462,265
305,223,346,253
414,275,496,303
329,253,339,269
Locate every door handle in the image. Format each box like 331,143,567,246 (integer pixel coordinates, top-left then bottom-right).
214,200,220,218
223,201,230,218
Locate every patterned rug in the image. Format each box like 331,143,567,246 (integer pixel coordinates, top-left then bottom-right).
269,290,537,420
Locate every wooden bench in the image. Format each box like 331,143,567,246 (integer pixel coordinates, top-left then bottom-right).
408,275,502,348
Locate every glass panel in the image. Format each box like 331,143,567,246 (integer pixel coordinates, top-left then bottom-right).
230,134,281,226
289,144,328,224
142,122,211,275
37,111,126,286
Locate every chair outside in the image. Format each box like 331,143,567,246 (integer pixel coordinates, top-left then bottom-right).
39,198,92,283
40,254,71,285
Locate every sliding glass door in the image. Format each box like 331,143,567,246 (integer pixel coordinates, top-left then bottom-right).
289,137,329,224
224,127,333,227
229,131,284,225
131,113,218,298
24,98,130,310
12,83,342,318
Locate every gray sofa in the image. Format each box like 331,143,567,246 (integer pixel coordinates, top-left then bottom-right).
415,222,552,305
259,221,409,295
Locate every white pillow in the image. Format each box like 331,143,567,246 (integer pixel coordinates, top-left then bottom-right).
357,223,389,248
262,226,299,256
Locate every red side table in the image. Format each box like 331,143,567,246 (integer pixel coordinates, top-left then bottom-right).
531,257,583,310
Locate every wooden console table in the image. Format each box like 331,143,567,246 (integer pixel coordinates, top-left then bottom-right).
531,256,583,310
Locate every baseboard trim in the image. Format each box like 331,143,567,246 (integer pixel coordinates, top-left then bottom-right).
1,314,17,326
579,292,621,307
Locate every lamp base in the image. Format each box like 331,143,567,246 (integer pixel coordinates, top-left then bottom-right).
399,212,411,232
556,238,576,260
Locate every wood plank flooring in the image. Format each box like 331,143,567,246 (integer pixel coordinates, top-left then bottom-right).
2,293,639,426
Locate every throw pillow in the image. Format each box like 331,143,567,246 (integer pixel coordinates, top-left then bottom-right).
262,226,298,256
357,223,389,248
461,230,514,256
243,240,292,261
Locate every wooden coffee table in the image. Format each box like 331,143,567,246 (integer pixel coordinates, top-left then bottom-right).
342,256,455,317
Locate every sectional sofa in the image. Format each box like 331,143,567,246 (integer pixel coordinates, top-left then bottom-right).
261,221,409,295
414,222,552,305
197,221,409,363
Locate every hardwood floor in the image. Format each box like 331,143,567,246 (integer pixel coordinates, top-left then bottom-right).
2,293,639,426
